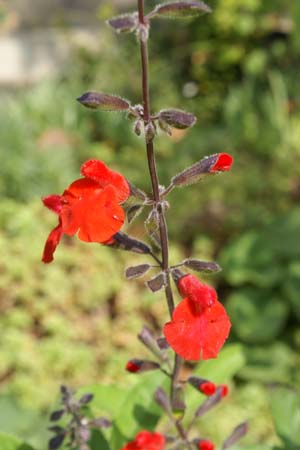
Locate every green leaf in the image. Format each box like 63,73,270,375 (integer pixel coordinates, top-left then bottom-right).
269,387,300,447
185,344,245,412
227,288,288,344
0,432,35,450
194,344,245,382
109,372,165,450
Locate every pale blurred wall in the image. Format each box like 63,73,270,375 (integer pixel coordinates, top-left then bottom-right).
0,0,135,86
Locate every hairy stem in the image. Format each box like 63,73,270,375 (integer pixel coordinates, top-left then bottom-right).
137,0,186,443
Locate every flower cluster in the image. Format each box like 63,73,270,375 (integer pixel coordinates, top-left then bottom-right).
164,274,231,360
42,159,129,263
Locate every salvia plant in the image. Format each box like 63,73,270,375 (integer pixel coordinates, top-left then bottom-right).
43,1,248,450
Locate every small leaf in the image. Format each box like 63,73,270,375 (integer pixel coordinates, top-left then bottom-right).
154,388,172,416
183,259,222,273
125,264,152,279
146,272,166,292
77,92,130,111
50,409,65,422
128,182,147,201
159,109,196,129
222,422,248,449
149,1,211,19
79,393,94,405
111,232,151,254
90,417,112,429
171,153,233,187
107,13,138,33
138,326,164,359
127,204,144,223
49,434,65,450
157,337,170,350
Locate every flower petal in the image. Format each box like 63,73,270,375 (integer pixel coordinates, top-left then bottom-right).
210,153,233,172
164,298,231,361
42,195,63,214
81,159,130,203
178,274,217,309
61,185,125,242
42,223,63,263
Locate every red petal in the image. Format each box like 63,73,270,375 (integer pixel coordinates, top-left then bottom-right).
42,223,63,263
200,381,216,396
210,153,233,172
178,275,217,309
164,298,231,361
81,159,130,203
61,185,125,242
42,195,63,214
63,178,102,199
135,431,165,450
198,440,215,450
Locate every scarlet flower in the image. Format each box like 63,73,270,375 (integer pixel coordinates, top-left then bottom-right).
199,381,216,396
164,275,231,360
198,439,215,450
121,431,165,450
42,159,130,263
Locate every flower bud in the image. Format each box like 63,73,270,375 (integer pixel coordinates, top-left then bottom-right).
148,1,212,20
183,259,221,274
197,439,215,450
222,422,248,449
171,153,233,187
106,13,138,33
77,92,130,111
188,377,216,396
219,384,229,397
145,122,156,143
146,272,166,293
158,108,196,129
125,359,160,373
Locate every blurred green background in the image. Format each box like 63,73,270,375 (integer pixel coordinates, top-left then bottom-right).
0,0,300,448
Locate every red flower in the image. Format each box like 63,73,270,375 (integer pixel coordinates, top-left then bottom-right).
210,153,233,172
198,440,215,450
42,159,130,263
164,275,231,360
121,431,165,450
199,381,216,396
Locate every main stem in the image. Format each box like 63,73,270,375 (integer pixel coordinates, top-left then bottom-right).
137,0,187,443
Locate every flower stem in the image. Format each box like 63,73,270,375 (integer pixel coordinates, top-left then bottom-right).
137,0,185,439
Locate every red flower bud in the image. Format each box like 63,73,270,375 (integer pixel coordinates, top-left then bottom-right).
126,359,160,373
126,360,141,373
178,274,217,310
220,384,229,397
198,440,215,450
199,381,216,396
210,153,233,172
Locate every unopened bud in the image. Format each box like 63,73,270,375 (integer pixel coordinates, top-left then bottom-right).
134,120,143,136
222,422,248,449
148,1,212,20
219,384,229,397
107,13,138,33
183,259,221,274
77,92,130,112
159,108,196,129
196,439,215,450
138,326,163,359
126,359,160,373
171,153,233,187
154,388,172,417
145,122,156,143
188,377,216,396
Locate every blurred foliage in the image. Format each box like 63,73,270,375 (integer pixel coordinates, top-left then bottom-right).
0,0,300,447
